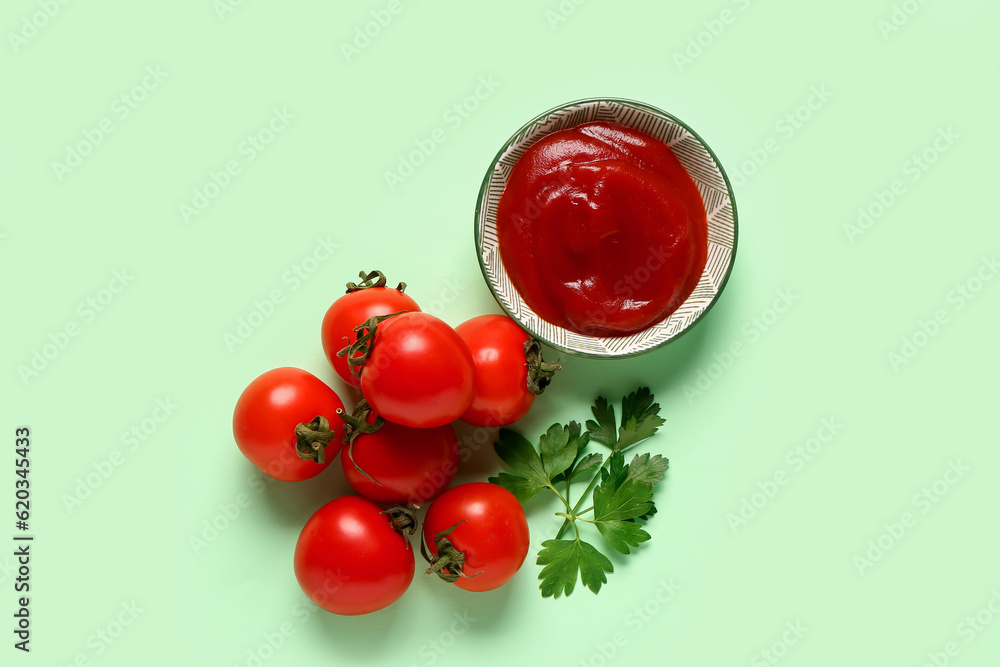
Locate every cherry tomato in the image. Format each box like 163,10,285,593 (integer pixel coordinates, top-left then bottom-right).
342,418,460,506
294,496,415,615
455,314,560,427
422,482,529,592
232,367,345,481
321,270,420,388
359,312,475,429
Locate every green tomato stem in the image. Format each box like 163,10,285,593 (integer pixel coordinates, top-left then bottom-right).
294,416,338,464
524,339,562,394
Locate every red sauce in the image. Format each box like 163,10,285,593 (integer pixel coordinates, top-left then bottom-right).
496,121,708,337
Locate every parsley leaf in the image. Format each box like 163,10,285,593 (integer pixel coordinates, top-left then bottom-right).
585,396,618,448
538,422,579,481
592,477,654,554
636,501,658,523
488,429,549,501
537,539,613,598
600,451,629,489
585,387,665,452
490,424,584,502
553,424,595,484
594,520,651,555
614,387,665,451
627,453,670,485
489,387,669,597
594,477,653,522
558,452,602,483
489,472,545,504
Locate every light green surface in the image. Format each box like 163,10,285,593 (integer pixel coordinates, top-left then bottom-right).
3,1,999,665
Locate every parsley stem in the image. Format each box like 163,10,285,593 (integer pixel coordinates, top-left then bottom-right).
554,455,614,539
546,483,571,511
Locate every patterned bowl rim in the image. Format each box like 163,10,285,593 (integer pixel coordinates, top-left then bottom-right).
474,97,739,359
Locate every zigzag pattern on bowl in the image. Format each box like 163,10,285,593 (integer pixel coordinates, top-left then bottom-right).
476,99,736,358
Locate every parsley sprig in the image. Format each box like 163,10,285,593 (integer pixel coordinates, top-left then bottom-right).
489,387,668,597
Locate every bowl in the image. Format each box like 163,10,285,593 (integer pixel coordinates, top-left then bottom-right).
474,97,738,359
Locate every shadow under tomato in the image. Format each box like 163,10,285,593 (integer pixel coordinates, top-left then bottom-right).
299,552,517,660
448,420,504,482
251,457,354,528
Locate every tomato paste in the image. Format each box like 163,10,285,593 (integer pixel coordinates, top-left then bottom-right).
496,121,708,337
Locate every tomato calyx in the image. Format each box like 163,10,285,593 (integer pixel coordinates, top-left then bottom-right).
294,416,339,464
524,339,562,394
420,521,482,583
336,400,385,487
381,504,419,537
335,311,408,377
345,269,407,294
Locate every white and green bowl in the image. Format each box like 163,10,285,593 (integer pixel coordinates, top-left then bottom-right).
474,97,738,359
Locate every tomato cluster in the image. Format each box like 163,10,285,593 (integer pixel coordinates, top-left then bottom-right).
231,270,555,615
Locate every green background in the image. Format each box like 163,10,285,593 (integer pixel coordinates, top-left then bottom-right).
3,1,998,665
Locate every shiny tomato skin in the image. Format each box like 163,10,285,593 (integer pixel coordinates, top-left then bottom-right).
360,312,475,429
455,314,534,427
232,367,345,482
322,287,421,388
423,482,529,592
342,421,460,505
294,496,414,615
